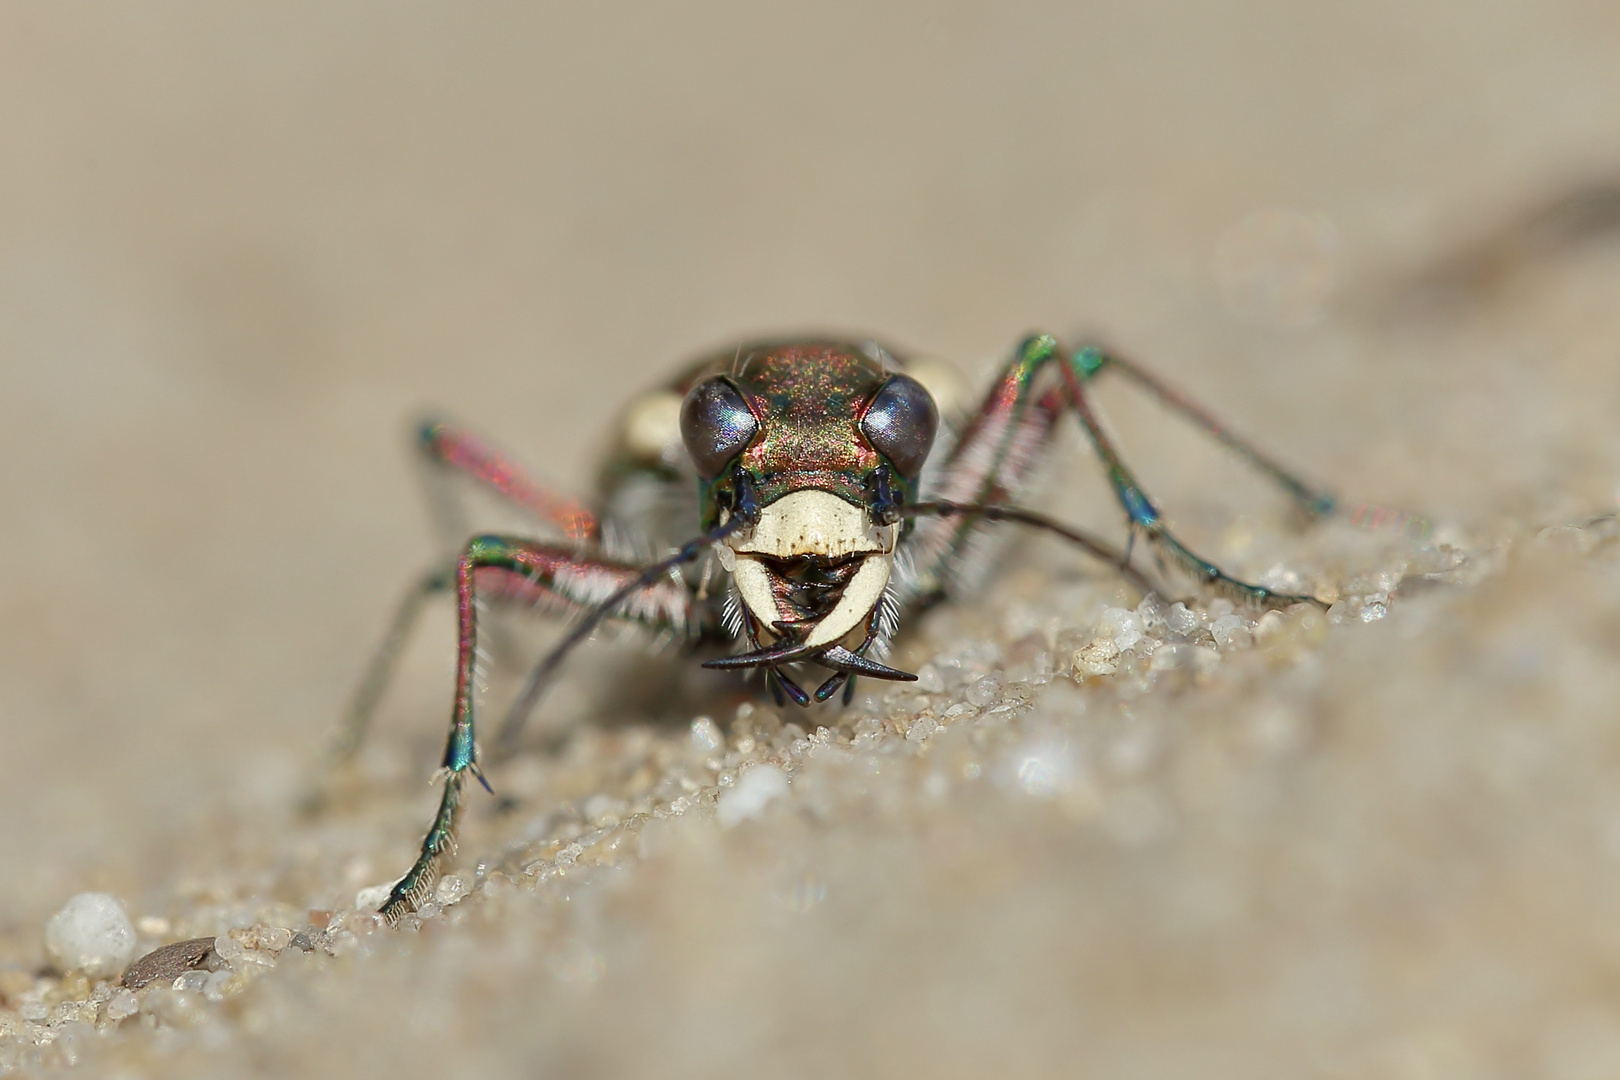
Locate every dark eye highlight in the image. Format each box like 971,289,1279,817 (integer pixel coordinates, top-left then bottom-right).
680,377,759,478
860,374,938,477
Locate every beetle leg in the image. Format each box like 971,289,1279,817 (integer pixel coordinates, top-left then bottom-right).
320,524,694,786
1071,343,1436,542
418,419,600,543
416,419,605,675
899,338,1067,599
907,335,1327,608
496,511,746,736
378,535,698,923
331,419,615,782
1054,336,1326,607
1069,346,1336,518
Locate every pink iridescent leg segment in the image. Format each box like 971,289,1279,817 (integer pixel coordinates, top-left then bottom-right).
380,526,735,923
420,420,599,542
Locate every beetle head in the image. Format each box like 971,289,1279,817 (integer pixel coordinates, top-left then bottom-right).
679,340,938,690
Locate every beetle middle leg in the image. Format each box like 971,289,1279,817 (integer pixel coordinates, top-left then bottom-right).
1056,338,1329,607
905,334,1329,608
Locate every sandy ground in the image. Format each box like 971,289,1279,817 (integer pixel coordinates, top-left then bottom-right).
3,3,1620,1077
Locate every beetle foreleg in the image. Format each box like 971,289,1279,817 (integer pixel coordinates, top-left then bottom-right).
378,534,708,924
493,516,751,752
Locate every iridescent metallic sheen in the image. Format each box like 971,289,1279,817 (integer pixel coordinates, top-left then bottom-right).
859,373,937,477
328,332,1350,924
674,340,903,525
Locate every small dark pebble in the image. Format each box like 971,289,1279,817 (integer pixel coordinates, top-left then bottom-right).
122,937,217,990
288,931,315,952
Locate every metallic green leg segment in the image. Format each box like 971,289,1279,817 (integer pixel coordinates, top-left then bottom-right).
379,771,464,924
909,332,1325,608
1051,337,1327,608
377,531,707,922
1077,343,1440,544
374,535,543,926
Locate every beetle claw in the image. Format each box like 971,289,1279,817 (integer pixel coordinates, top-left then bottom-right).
815,645,916,682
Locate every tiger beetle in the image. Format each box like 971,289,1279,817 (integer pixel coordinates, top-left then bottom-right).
333,333,1340,923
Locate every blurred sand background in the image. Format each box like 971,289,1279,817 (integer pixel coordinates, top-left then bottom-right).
3,2,1620,1077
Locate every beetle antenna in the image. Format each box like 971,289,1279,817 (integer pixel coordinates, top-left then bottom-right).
902,500,1161,597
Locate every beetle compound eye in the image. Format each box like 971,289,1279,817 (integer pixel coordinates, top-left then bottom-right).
680,377,759,478
860,374,938,477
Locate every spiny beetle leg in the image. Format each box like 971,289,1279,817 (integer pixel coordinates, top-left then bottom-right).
908,333,1328,609
377,534,700,924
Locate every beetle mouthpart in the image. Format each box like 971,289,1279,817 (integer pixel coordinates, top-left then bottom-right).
730,490,897,558
703,641,816,669
814,645,915,681
701,642,915,682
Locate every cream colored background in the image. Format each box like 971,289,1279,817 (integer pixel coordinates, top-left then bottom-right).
3,4,1620,1077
